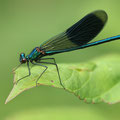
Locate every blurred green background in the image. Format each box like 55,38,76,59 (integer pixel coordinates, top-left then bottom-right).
1,0,120,120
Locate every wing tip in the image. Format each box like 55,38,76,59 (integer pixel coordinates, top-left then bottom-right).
92,10,108,24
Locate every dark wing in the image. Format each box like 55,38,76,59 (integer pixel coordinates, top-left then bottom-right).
40,10,108,54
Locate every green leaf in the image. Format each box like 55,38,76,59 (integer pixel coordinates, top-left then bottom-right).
5,55,120,104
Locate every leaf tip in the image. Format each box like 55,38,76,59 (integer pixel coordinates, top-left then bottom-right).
5,91,15,104
5,97,10,104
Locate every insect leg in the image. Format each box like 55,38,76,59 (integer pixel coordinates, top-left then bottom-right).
38,58,55,62
13,64,22,72
31,62,48,87
36,58,65,89
16,62,31,84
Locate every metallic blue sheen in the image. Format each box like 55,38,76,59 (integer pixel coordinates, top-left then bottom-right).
80,35,120,48
28,47,41,61
21,53,25,58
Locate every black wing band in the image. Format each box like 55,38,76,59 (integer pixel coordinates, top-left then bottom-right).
40,10,108,54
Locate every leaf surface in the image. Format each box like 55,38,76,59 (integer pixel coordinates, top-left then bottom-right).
5,55,120,104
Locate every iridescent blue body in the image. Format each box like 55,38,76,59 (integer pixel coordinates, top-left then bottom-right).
20,47,45,63
26,47,43,61
17,10,120,88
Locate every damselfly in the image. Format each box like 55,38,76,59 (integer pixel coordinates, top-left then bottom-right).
15,10,120,89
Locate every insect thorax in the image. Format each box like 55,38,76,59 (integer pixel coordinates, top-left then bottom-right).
27,47,44,61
